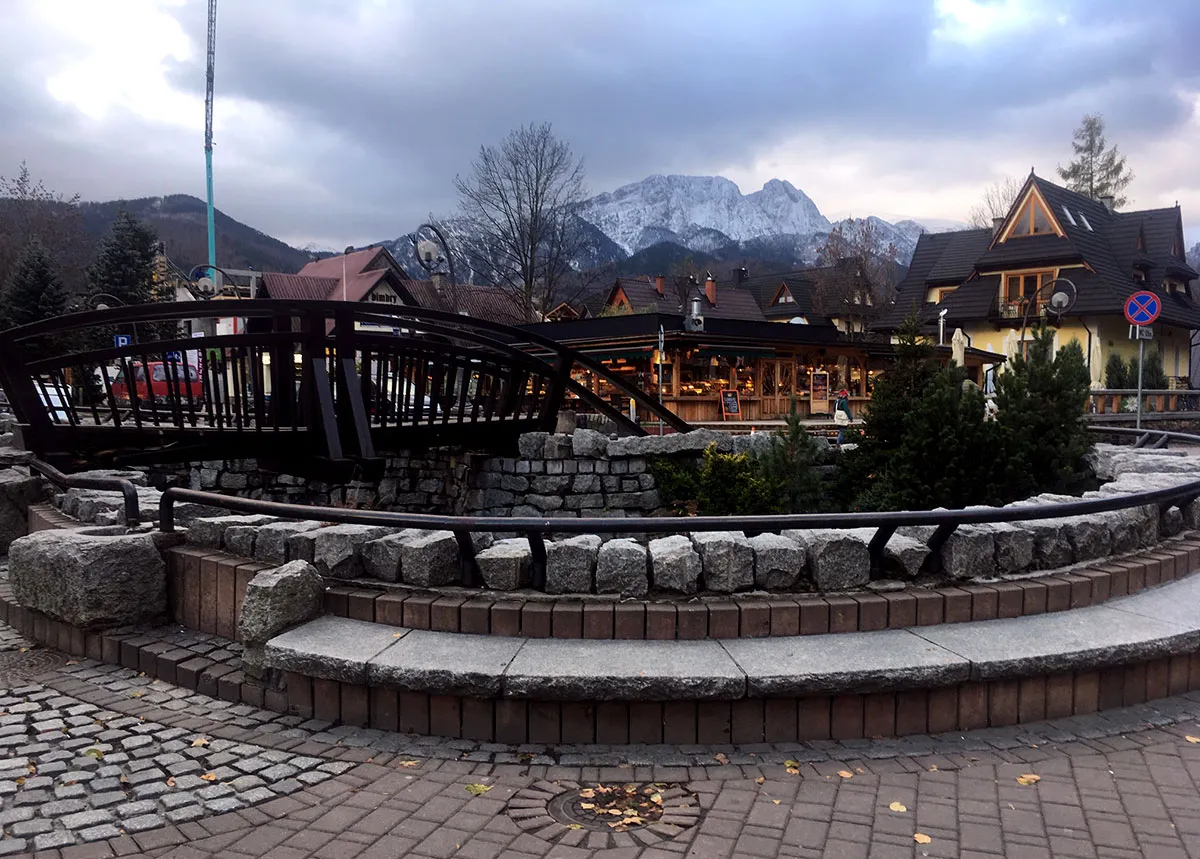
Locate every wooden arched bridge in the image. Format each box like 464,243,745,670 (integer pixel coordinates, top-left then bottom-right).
0,301,689,475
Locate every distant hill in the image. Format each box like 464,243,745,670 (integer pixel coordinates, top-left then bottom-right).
78,195,312,274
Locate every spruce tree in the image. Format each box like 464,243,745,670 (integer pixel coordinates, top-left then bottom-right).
88,211,159,306
1056,114,1134,208
1103,352,1128,389
87,211,174,343
0,241,67,327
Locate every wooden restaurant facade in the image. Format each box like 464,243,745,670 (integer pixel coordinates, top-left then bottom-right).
526,274,1002,423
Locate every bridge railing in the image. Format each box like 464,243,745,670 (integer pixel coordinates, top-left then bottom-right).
0,301,690,470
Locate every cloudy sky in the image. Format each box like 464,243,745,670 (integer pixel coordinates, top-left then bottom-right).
2,0,1198,249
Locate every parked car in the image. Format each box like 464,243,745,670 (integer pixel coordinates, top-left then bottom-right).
111,361,204,405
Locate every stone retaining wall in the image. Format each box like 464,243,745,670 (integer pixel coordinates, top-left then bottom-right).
31,439,1200,595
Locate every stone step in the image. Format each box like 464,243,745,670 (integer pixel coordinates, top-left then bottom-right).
263,572,1200,702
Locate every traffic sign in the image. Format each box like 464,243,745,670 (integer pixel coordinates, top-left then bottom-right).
113,334,131,348
165,351,183,362
1124,291,1160,325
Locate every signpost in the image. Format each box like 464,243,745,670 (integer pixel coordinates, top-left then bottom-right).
657,325,665,436
113,334,131,348
1124,291,1161,430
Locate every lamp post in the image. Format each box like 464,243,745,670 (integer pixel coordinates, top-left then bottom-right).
409,223,456,289
1018,277,1078,357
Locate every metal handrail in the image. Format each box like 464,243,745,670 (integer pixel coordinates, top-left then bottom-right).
159,422,1200,588
29,458,141,526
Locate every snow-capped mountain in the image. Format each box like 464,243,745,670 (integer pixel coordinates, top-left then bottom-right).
382,174,933,280
578,175,830,255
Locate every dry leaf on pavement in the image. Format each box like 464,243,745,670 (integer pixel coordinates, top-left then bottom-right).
837,770,854,779
465,783,493,796
889,801,907,812
914,833,932,844
713,753,730,765
1016,774,1041,786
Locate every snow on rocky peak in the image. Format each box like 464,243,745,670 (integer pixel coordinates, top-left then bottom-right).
577,174,831,255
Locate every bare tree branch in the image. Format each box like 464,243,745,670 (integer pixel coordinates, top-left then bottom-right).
454,123,587,319
967,176,1023,228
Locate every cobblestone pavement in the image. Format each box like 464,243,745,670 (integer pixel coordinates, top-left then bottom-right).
7,622,1200,857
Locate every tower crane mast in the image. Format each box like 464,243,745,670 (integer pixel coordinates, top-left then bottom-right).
204,0,217,279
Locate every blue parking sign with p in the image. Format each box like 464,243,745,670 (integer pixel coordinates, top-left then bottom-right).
166,351,183,362
113,334,131,348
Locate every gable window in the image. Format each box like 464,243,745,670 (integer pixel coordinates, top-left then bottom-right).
774,291,795,304
1007,193,1058,238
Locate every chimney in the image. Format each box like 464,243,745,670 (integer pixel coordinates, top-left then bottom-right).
736,266,749,284
1100,195,1115,212
432,271,447,295
654,274,665,296
705,274,717,306
992,217,1004,236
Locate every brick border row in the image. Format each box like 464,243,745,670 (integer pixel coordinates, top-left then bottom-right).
163,537,1200,641
8,581,1198,745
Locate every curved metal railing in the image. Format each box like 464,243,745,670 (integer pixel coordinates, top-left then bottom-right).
156,425,1200,589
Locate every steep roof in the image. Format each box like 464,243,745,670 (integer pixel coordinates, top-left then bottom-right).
879,173,1200,331
260,273,340,302
403,281,532,327
605,275,767,321
734,269,827,321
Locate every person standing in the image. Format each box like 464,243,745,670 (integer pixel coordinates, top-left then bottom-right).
833,388,852,445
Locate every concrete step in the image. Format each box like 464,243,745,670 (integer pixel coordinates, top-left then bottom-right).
264,572,1200,702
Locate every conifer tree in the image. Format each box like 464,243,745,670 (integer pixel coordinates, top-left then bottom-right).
0,241,67,329
1056,114,1134,208
87,211,174,342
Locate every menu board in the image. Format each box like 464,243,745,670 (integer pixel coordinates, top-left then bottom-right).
720,389,741,419
810,370,830,415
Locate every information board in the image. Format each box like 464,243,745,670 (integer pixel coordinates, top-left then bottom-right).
810,370,830,415
720,389,741,419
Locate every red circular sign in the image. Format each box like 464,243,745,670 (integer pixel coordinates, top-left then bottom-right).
1124,291,1161,326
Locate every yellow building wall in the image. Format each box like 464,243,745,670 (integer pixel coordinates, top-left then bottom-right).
951,316,1192,388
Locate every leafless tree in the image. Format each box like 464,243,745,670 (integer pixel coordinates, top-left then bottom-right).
454,123,587,319
0,162,91,294
811,219,899,340
967,176,1024,228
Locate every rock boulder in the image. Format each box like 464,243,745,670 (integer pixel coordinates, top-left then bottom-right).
9,530,166,629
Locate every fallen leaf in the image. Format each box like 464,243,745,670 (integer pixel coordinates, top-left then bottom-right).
393,632,404,638
19,647,27,653
889,802,908,813
14,777,25,787
786,767,800,775
784,759,801,768
914,833,932,844
84,748,103,759
398,760,420,768
119,774,129,784
166,777,176,787
465,783,492,796
580,803,595,810
1016,774,1041,786
567,824,582,830
130,691,143,698
579,788,595,799
190,737,210,748
928,765,938,772
837,770,854,779
650,793,662,804
1187,736,1200,744
66,660,79,665
713,753,729,765
755,777,765,785
200,773,217,782
772,799,781,805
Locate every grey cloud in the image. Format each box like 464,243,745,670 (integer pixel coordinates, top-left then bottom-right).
1,0,1198,247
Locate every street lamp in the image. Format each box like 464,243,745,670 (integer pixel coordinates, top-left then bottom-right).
188,264,243,298
409,222,456,288
1018,276,1078,353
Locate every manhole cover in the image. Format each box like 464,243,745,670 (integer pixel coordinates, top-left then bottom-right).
0,647,70,686
510,782,699,848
